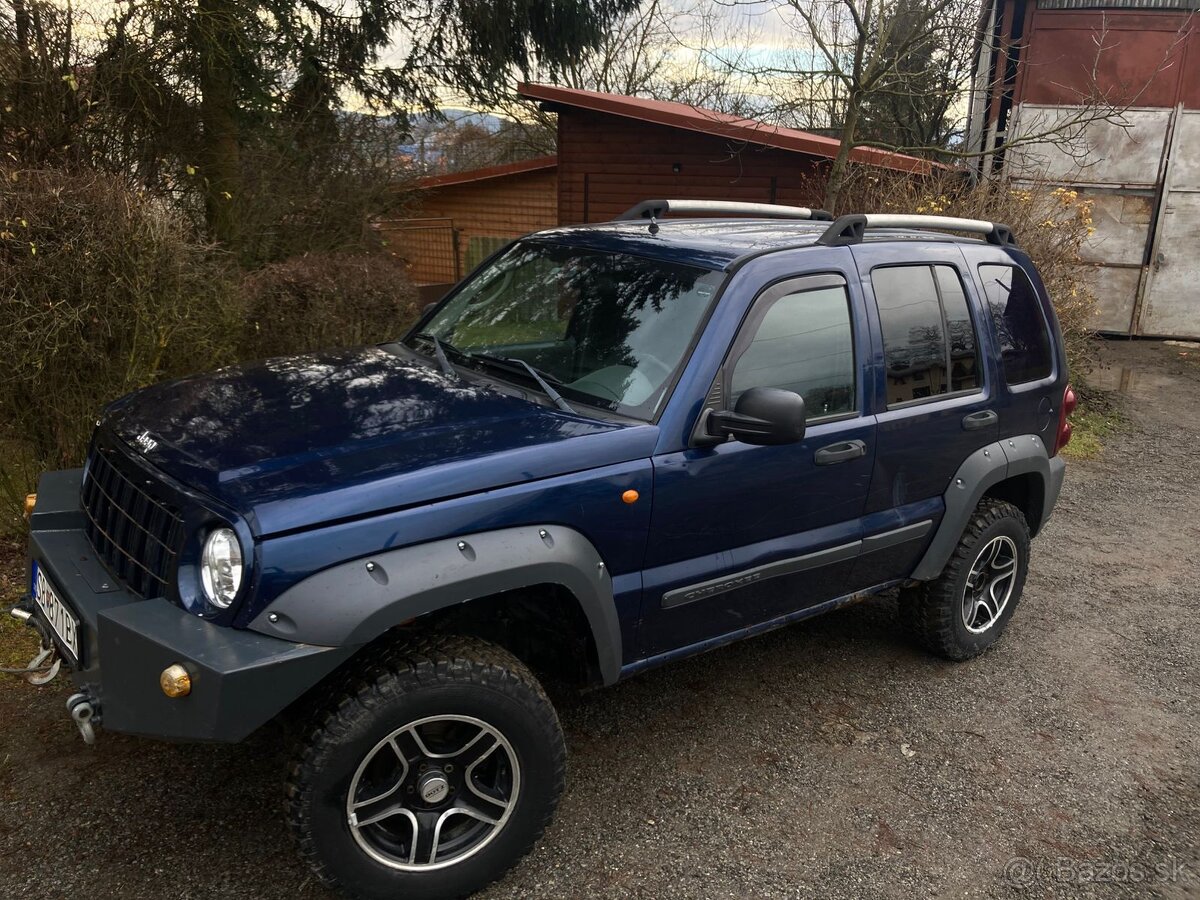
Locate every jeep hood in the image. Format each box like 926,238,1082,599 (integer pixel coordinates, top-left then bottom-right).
102,345,657,535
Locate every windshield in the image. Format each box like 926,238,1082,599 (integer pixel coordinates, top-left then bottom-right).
409,241,724,419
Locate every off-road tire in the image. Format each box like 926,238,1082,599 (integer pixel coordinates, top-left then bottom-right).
286,635,565,900
900,498,1031,661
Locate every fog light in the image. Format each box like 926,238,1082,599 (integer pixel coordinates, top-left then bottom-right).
160,664,191,698
23,493,36,521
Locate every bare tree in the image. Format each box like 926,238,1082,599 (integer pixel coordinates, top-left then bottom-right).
708,0,980,206
715,0,1189,208
556,0,759,111
481,0,761,157
854,0,978,150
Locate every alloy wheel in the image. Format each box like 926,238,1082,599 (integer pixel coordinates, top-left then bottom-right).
345,715,520,871
961,535,1018,634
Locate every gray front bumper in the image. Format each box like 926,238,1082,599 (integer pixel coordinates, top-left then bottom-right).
26,469,354,742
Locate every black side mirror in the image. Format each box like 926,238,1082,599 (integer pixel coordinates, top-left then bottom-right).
708,387,806,446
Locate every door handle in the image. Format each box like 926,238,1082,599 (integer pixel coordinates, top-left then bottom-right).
962,410,998,431
814,439,867,465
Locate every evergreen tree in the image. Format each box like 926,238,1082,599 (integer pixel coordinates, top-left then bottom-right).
855,0,971,151
96,0,641,250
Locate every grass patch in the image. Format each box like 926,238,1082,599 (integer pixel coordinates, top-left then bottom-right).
0,612,39,669
0,538,38,669
1062,401,1125,461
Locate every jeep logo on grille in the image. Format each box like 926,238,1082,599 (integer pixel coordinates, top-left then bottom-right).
133,431,158,453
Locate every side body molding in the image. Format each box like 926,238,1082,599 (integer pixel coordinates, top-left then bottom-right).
249,525,623,685
911,434,1063,581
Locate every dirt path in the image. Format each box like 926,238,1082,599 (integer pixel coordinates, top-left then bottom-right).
1,339,1196,899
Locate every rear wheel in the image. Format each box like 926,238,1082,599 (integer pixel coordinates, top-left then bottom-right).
900,498,1030,660
286,636,565,900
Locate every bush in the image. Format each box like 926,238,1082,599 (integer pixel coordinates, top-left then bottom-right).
237,253,419,360
0,167,241,529
834,171,1100,379
0,168,419,535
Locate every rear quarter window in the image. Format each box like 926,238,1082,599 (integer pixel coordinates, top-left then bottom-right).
977,264,1054,384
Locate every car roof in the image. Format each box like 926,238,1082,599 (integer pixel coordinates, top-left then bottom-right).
527,218,990,271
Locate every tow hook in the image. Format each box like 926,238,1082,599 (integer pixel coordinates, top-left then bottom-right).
22,645,61,686
7,603,61,685
66,691,100,745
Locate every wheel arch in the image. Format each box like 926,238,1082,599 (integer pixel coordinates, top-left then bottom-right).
983,472,1046,536
911,435,1062,581
402,582,607,688
249,525,623,686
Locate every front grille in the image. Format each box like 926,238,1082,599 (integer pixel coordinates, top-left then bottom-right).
81,443,185,598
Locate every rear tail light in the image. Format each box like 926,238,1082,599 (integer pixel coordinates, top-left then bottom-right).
1053,383,1077,456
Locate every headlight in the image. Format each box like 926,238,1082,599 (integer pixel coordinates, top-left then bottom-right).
200,527,243,608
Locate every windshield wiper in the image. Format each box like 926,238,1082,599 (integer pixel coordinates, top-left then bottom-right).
413,332,458,380
470,353,573,413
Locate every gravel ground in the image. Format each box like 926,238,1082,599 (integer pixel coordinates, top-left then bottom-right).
0,339,1196,899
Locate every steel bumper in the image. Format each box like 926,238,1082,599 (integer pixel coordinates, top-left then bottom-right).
25,469,354,742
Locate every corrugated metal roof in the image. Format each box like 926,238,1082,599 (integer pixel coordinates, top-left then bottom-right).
1037,0,1199,8
415,155,557,190
517,84,936,175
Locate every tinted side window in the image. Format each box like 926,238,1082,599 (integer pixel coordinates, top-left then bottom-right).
935,267,982,393
978,264,1054,384
730,286,855,419
874,266,945,405
873,265,982,406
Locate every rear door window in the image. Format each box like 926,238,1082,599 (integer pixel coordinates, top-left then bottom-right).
936,268,983,394
872,265,982,407
977,264,1054,384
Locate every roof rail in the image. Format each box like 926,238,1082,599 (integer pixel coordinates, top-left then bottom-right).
816,214,1017,247
617,199,835,222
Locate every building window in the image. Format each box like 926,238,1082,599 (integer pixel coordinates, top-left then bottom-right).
977,264,1054,384
872,265,982,407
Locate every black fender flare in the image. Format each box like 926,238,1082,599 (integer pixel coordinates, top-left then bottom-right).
910,434,1063,581
249,525,623,685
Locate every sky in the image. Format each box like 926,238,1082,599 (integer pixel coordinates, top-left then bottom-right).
375,0,813,113
70,0,825,119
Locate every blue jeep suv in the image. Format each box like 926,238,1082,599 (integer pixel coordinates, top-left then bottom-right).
19,201,1073,899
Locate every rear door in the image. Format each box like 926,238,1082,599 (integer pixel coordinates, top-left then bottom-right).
849,243,997,589
641,269,877,656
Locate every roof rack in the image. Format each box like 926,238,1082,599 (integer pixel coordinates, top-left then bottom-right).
617,199,835,222
817,214,1017,247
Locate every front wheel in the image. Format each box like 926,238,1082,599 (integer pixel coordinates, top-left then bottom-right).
900,498,1031,660
286,636,565,900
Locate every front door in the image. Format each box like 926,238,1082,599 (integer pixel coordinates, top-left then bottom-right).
641,272,877,656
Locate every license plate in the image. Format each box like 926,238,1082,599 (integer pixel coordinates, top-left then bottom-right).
32,562,80,664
